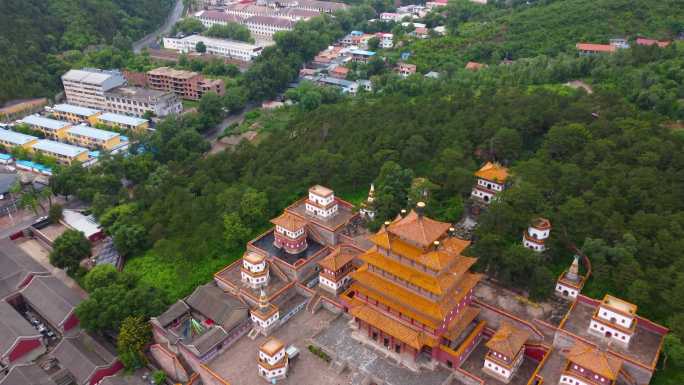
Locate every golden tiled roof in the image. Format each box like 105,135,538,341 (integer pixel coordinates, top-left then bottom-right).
475,162,509,183
444,306,481,341
360,250,477,296
350,267,482,326
318,245,358,271
368,232,472,271
566,342,623,380
270,212,307,232
348,298,437,350
485,322,529,358
386,210,452,248
260,338,285,356
351,282,439,328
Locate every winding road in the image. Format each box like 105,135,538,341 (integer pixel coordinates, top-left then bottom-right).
133,0,185,53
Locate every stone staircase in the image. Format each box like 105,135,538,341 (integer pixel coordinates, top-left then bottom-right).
247,327,260,340
306,292,322,314
269,260,290,282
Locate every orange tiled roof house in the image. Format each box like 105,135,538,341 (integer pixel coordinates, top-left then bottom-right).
471,162,510,204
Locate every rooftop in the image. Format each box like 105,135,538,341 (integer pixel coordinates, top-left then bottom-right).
350,49,376,56
318,245,359,271
68,124,119,141
0,301,41,357
475,161,509,183
575,43,617,53
0,364,56,385
271,212,308,232
62,209,102,238
309,184,334,197
97,113,148,127
196,10,243,23
20,115,70,131
147,67,200,79
566,341,623,380
0,128,38,145
32,139,88,158
560,299,664,368
245,15,295,28
485,322,529,358
20,275,84,329
61,68,124,85
173,34,263,50
385,208,452,248
260,337,285,355
53,103,101,117
251,229,326,266
106,86,174,101
52,332,117,385
601,294,637,315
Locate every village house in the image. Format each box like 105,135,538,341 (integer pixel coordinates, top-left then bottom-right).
350,49,376,63
329,65,350,79
396,62,417,78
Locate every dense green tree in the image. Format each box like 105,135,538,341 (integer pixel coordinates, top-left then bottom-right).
50,230,91,273
195,41,206,53
223,212,250,250
117,316,152,370
171,18,205,36
373,161,414,222
48,203,63,224
205,23,253,43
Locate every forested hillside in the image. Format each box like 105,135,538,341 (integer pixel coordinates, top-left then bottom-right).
0,0,173,104
36,0,684,381
406,0,683,71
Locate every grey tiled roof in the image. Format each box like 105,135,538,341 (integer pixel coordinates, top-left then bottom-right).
185,283,248,330
155,300,190,327
52,332,117,385
20,276,83,329
0,364,57,385
0,238,49,299
0,301,41,357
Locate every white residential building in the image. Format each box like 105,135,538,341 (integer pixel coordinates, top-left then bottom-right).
243,16,295,39
163,35,263,62
194,10,243,28
61,69,127,110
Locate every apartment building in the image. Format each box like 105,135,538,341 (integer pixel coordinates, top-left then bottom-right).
163,35,263,62
195,10,243,28
66,124,121,150
95,113,149,133
224,3,279,19
146,67,225,101
31,140,89,165
52,104,102,125
0,129,39,150
61,68,127,110
105,86,182,118
19,115,71,140
244,16,294,39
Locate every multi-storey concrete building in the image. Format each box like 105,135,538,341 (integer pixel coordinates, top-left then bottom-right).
66,124,121,151
61,69,126,110
18,115,71,140
0,129,39,150
31,140,89,165
52,104,101,125
105,86,182,118
195,10,243,28
243,16,294,39
95,113,149,134
146,67,225,101
163,35,263,62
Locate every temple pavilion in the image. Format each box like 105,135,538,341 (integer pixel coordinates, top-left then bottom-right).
342,202,482,363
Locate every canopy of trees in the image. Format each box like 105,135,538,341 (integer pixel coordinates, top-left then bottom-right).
0,0,173,104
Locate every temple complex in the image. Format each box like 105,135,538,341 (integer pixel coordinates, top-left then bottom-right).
342,202,483,364
471,162,510,204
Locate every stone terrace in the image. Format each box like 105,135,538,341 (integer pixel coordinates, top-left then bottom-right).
560,300,663,367
313,316,458,385
207,308,350,385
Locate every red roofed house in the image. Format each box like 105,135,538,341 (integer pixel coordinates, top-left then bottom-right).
560,341,623,385
576,43,617,55
396,62,417,78
635,37,671,48
329,66,350,79
465,61,487,71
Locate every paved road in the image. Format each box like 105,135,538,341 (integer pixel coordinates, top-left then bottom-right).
133,0,185,53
